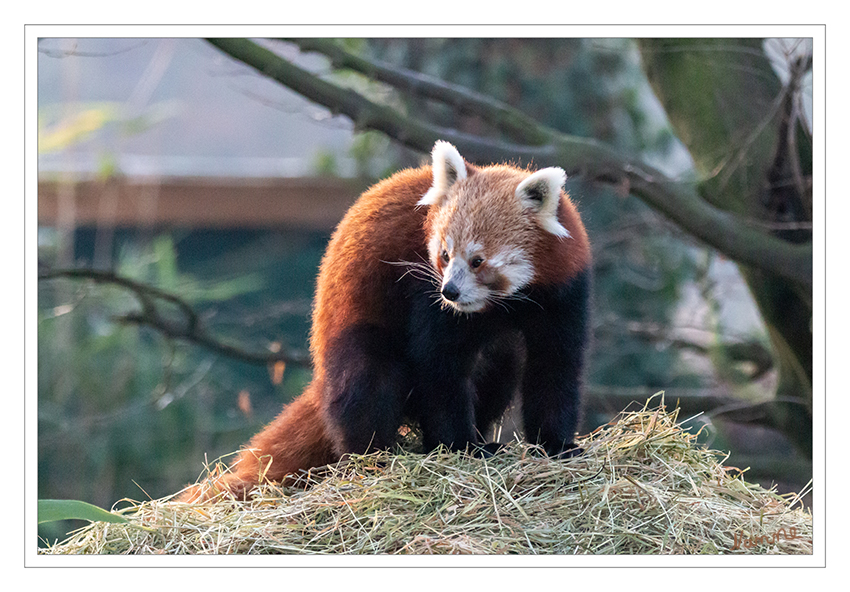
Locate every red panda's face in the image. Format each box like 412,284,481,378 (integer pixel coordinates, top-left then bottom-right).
418,141,571,315
426,176,536,314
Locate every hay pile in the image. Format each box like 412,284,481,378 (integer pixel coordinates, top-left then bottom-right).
41,401,812,555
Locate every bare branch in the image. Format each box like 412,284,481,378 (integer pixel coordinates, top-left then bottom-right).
588,385,807,419
40,268,200,332
39,268,311,368
279,38,552,146
206,38,812,287
619,320,774,380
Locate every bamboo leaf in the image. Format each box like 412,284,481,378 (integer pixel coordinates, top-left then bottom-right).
38,499,128,525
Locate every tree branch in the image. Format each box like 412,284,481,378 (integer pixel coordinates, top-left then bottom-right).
206,38,811,287
39,268,311,367
279,38,552,146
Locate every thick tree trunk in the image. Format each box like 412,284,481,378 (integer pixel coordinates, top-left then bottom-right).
639,38,812,456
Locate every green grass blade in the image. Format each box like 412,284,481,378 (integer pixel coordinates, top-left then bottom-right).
38,499,128,525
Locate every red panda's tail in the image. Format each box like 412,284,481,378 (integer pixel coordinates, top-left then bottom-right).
178,382,337,502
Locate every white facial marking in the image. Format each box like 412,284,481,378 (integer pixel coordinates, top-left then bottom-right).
428,233,443,266
489,251,508,268
441,257,488,313
492,247,533,293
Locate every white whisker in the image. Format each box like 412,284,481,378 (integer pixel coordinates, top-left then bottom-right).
486,295,512,313
502,291,544,310
382,259,442,287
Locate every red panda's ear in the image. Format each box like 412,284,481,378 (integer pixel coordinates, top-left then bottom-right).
418,141,467,206
516,167,571,238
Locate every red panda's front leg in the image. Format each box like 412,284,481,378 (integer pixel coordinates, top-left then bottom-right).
471,335,525,433
413,363,479,453
518,272,591,457
404,308,481,452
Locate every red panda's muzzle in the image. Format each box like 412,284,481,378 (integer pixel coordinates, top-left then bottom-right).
439,258,491,313
441,282,461,302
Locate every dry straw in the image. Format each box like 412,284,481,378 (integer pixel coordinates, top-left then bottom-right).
41,398,812,555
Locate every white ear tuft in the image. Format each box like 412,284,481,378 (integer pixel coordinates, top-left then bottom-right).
417,141,468,206
540,216,572,238
516,167,571,238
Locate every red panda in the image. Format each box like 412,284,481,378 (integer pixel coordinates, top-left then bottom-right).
181,141,591,502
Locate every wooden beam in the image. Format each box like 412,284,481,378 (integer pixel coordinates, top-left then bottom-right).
37,177,363,231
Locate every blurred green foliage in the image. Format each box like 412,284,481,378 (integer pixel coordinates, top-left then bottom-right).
38,100,181,155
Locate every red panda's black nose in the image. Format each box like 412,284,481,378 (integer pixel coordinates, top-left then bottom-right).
441,283,461,302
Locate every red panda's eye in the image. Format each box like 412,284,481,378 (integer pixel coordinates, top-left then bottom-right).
441,250,450,263
470,257,484,269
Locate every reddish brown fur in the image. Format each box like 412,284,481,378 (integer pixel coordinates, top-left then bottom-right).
180,168,433,501
533,195,591,285
311,168,433,377
180,159,589,502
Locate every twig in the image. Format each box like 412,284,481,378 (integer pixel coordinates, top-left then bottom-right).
39,267,311,367
280,38,552,146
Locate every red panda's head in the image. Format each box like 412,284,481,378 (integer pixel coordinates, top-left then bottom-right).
418,141,572,314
